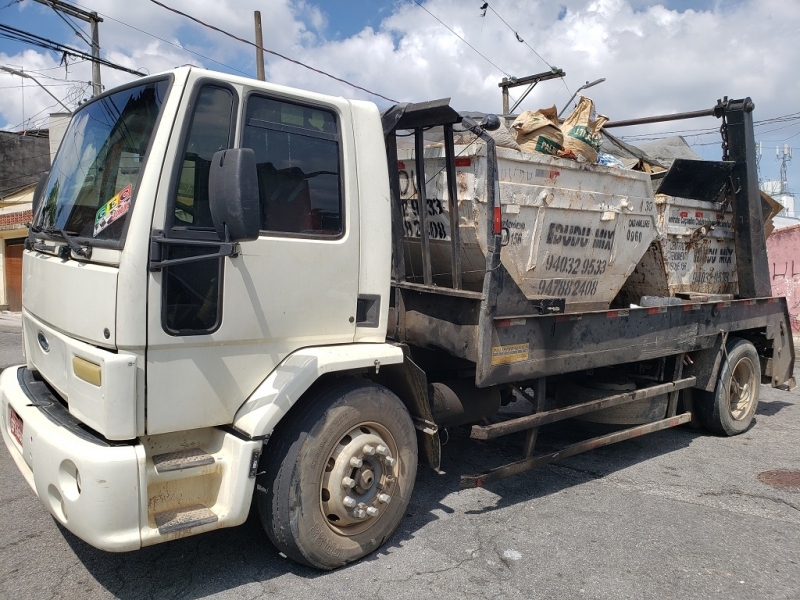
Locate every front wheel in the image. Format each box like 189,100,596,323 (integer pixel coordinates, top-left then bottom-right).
697,337,761,436
256,379,418,569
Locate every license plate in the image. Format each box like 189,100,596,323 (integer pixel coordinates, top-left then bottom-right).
9,408,23,448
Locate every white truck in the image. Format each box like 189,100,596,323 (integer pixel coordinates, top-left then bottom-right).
0,67,794,570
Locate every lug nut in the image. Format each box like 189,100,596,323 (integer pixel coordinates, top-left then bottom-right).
377,493,391,504
366,506,379,517
349,456,363,468
342,477,355,489
376,444,389,456
353,508,366,519
343,496,357,508
383,456,397,467
362,444,376,456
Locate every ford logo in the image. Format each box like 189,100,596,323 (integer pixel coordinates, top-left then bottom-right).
37,331,50,353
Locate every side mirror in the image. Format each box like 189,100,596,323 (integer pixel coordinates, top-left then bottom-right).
479,114,501,132
209,148,260,242
32,171,49,220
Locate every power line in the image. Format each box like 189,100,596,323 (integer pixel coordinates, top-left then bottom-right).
0,23,145,77
40,0,94,47
147,0,398,103
412,0,510,77
479,2,572,101
68,0,251,78
482,2,554,70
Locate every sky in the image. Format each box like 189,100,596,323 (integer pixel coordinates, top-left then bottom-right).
0,0,798,198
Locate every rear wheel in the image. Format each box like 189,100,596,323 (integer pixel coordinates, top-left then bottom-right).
697,337,761,436
257,379,417,569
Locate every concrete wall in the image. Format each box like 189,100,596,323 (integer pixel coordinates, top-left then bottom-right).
767,223,800,332
48,113,72,164
0,130,50,198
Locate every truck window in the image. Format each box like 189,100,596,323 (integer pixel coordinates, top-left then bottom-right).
35,78,170,246
242,95,342,236
163,84,235,335
171,86,235,231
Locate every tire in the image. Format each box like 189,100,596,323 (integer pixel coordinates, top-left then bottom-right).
256,379,418,570
697,337,761,436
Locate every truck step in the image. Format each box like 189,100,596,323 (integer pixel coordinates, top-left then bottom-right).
155,505,218,534
152,447,215,473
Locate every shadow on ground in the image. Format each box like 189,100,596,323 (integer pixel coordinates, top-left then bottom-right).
59,398,722,600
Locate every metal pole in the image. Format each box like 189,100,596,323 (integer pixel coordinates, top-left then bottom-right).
604,107,716,129
254,11,265,81
720,97,771,298
557,78,605,118
0,66,70,111
90,13,101,96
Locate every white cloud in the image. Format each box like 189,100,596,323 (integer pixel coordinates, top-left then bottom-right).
1,0,797,182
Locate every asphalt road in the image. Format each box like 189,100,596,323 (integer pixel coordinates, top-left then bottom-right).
1,320,798,600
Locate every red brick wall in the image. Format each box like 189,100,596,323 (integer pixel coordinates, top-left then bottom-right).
767,223,800,332
0,210,32,226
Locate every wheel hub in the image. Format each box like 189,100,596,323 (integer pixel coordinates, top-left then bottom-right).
729,357,756,420
321,425,398,530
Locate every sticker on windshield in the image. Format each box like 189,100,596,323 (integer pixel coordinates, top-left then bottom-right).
94,184,132,237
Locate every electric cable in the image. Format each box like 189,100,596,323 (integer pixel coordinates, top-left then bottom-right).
412,0,510,77
39,0,94,48
147,0,398,103
70,1,252,78
482,2,554,70
0,23,146,76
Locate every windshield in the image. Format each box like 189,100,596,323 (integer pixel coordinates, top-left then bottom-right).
36,78,170,245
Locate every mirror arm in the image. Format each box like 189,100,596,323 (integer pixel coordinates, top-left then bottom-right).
148,232,240,271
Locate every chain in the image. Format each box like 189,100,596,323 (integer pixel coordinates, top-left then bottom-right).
719,110,730,161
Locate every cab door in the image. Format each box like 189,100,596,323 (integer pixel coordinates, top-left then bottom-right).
145,76,360,434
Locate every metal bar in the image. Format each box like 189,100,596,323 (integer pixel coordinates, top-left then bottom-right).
501,78,510,116
461,413,692,488
719,98,771,298
521,378,546,458
471,377,697,440
443,123,462,289
667,354,685,417
509,82,537,114
460,117,503,387
392,280,483,300
414,128,433,285
604,108,715,129
386,132,406,282
497,69,566,89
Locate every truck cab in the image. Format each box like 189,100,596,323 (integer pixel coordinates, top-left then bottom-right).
1,67,406,561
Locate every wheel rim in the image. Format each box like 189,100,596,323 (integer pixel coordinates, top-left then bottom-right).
319,422,399,536
729,356,757,420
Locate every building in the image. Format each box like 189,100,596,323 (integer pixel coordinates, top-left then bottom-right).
0,129,50,311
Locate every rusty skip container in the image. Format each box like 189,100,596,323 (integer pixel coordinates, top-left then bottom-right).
620,193,738,301
399,144,660,311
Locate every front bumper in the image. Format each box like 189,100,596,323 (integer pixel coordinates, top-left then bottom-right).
0,366,143,551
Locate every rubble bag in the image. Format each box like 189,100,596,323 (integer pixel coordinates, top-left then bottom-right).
511,106,564,155
561,96,609,163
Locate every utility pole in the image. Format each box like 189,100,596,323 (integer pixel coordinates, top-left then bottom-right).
254,11,265,81
33,0,103,96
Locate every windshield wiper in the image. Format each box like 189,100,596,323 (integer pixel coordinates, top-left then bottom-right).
37,227,93,259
